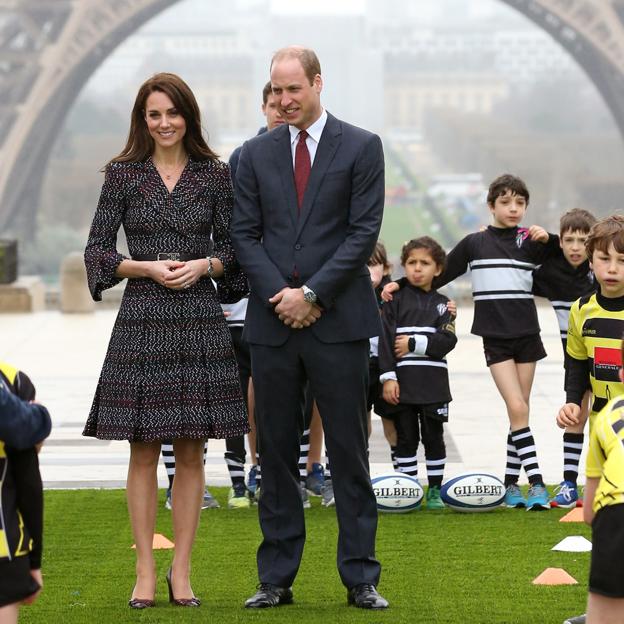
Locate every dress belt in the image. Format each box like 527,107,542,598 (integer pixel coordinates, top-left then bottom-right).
132,253,206,261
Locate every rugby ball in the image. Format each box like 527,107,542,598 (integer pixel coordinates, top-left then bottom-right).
440,473,505,512
371,472,424,513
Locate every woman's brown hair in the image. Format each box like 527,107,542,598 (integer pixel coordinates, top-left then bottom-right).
109,72,218,165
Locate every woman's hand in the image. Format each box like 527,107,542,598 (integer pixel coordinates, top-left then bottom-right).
146,260,186,287
164,259,211,290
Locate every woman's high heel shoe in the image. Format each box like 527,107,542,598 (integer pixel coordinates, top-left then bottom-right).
128,597,155,609
166,568,201,607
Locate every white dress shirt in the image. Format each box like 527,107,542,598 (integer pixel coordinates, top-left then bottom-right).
288,108,328,167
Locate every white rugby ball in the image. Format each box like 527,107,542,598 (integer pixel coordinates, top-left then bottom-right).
371,472,423,513
440,473,505,512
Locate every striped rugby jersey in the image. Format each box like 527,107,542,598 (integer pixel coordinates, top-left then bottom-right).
378,284,456,405
566,292,624,416
436,226,558,338
586,394,624,513
532,248,595,350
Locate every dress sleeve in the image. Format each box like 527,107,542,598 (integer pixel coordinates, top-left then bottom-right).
84,164,128,301
211,163,249,303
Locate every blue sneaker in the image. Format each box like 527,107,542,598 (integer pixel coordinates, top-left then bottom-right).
550,480,579,509
504,483,526,508
201,488,220,510
247,465,258,498
305,462,325,496
526,483,550,511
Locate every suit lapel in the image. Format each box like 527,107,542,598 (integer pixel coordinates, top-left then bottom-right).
296,113,342,238
272,126,298,229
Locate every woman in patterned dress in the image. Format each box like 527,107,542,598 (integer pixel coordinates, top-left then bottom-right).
83,73,249,608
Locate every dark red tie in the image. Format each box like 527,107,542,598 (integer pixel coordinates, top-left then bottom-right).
294,130,311,211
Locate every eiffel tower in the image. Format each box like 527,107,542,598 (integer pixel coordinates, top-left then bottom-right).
2,0,624,237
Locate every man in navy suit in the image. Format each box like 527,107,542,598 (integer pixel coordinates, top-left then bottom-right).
231,46,388,610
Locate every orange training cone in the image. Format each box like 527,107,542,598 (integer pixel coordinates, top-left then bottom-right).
131,533,175,550
532,568,578,585
559,507,584,523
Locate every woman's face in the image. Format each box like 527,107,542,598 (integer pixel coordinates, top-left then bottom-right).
144,90,187,151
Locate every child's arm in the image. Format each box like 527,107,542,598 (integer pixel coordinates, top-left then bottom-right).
434,236,472,289
0,386,51,449
7,447,43,570
396,301,457,359
378,299,400,405
583,477,599,525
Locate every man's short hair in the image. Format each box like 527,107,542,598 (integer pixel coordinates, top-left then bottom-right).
586,214,624,258
262,81,272,105
271,46,321,85
487,174,530,207
559,208,597,237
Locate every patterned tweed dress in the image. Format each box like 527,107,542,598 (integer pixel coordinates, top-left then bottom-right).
83,157,250,442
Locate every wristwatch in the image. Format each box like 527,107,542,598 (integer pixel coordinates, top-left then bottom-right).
408,336,416,352
301,285,317,304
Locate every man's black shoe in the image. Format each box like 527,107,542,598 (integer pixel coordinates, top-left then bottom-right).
347,584,389,609
244,583,293,608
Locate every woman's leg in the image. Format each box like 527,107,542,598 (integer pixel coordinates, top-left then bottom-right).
127,441,161,600
170,438,206,599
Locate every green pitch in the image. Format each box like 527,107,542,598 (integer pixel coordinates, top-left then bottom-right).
20,488,590,623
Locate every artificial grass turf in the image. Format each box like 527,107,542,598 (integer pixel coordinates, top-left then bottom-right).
20,488,591,624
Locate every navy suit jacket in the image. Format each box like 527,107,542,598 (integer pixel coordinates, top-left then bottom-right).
230,112,384,346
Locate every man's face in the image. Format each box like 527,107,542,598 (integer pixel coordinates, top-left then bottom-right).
270,57,322,130
262,93,285,131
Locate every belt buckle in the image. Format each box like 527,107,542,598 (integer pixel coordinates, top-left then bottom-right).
157,252,180,261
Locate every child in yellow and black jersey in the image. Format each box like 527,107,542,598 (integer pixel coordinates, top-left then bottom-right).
558,216,624,433
0,361,51,620
580,338,624,622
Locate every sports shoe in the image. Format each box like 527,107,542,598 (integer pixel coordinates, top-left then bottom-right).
321,479,335,507
165,488,172,510
201,488,220,509
550,480,579,509
305,462,325,496
247,464,259,497
526,483,550,511
228,482,251,509
563,615,586,624
425,485,445,510
504,483,526,508
301,484,311,509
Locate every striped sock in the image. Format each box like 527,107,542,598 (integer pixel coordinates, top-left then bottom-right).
426,456,445,488
396,453,418,478
255,452,262,491
504,431,522,487
299,428,310,485
325,455,332,481
511,427,543,486
563,432,584,485
225,451,245,487
390,445,398,472
162,441,175,489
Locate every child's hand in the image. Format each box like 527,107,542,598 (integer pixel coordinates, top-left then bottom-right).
527,225,548,243
394,336,410,358
556,403,580,429
383,380,400,405
22,569,42,605
447,299,457,319
381,281,399,302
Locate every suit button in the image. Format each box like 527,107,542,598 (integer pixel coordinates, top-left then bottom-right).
294,244,302,250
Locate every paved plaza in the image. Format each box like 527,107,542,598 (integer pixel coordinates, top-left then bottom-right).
3,302,577,489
